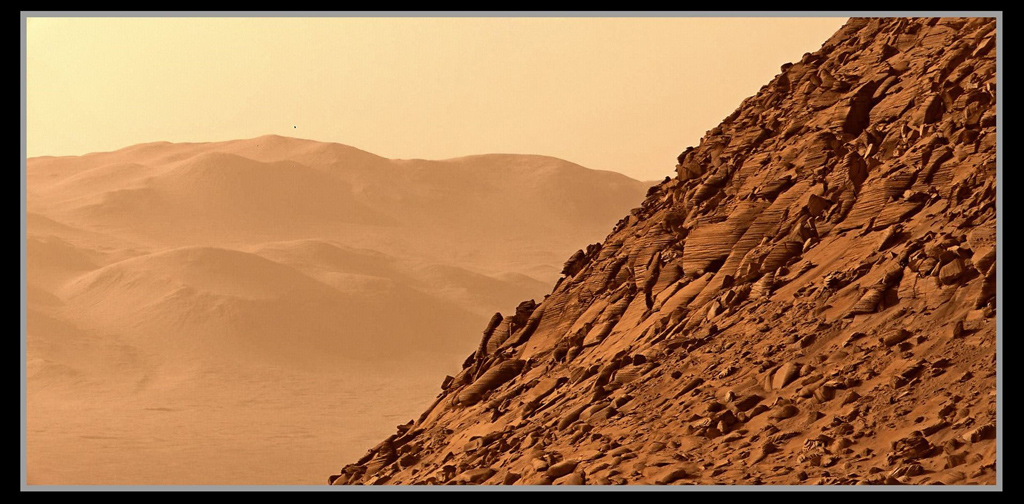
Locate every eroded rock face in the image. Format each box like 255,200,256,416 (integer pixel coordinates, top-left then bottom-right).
331,17,997,486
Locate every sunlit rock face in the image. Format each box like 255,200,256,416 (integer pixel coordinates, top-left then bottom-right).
333,17,997,486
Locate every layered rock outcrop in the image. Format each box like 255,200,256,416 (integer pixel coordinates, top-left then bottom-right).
330,17,997,486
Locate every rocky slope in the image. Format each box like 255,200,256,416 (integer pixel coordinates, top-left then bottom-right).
330,17,998,486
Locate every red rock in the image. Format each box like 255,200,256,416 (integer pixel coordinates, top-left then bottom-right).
772,362,802,390
938,258,965,285
545,459,579,479
884,328,912,347
459,467,497,484
655,466,689,484
335,16,997,487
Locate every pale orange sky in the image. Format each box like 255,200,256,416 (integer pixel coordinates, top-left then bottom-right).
26,16,847,180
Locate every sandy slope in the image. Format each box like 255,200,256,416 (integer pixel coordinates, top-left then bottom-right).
25,136,652,484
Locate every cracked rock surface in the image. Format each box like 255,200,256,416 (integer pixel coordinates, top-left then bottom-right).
330,16,997,486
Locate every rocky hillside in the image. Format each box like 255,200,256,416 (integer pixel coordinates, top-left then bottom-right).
330,17,997,486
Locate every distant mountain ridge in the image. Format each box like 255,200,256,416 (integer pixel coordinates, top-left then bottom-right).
26,135,654,484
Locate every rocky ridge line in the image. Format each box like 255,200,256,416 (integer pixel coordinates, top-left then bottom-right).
330,16,997,486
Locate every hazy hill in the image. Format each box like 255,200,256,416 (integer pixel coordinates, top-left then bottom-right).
25,136,654,484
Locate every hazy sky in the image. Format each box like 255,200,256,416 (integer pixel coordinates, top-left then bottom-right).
27,16,846,181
